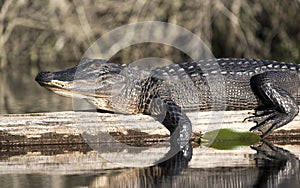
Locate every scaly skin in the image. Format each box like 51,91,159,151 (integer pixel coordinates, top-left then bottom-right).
35,58,300,146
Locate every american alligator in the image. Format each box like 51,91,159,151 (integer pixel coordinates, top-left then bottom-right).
35,58,300,145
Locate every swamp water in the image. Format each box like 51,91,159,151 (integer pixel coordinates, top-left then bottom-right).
0,138,300,187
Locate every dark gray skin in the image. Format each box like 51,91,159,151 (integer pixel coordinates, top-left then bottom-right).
35,58,300,144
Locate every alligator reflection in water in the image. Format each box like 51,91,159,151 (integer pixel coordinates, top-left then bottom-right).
87,143,193,187
86,141,299,187
0,141,299,187
252,141,300,187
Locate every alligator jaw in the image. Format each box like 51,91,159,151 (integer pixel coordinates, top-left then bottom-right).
35,71,74,97
35,73,107,99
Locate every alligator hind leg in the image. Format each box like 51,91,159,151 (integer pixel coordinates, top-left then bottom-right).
248,71,299,138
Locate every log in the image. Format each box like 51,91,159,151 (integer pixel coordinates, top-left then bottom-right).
1,110,300,146
0,111,300,173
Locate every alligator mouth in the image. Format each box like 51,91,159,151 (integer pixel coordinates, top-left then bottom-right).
36,80,71,89
35,72,110,99
35,71,72,94
36,70,77,88
36,81,79,99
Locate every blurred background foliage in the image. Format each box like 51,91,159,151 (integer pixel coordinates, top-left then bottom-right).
0,0,299,113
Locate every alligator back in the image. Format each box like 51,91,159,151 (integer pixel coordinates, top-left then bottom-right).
137,58,300,112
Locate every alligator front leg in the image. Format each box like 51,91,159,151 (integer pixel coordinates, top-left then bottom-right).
248,71,299,138
149,98,192,149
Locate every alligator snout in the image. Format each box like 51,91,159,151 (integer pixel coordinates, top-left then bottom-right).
35,67,76,84
35,71,54,83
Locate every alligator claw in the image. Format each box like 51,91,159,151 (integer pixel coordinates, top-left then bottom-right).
247,110,256,115
242,117,252,123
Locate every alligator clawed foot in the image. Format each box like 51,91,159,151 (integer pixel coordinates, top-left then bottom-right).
245,110,283,138
247,110,292,138
243,110,274,124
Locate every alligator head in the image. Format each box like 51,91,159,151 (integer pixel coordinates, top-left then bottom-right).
35,58,126,112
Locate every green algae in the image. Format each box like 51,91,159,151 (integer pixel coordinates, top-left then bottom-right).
195,129,261,150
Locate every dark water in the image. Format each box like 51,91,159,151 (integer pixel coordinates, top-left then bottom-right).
0,141,299,188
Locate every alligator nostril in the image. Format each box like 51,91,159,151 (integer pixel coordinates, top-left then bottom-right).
35,71,54,83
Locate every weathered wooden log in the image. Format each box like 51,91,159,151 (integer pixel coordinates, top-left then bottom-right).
0,111,300,173
0,110,300,146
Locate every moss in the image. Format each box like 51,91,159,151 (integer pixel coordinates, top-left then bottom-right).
195,129,260,150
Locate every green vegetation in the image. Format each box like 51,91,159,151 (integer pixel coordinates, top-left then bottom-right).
195,129,261,150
